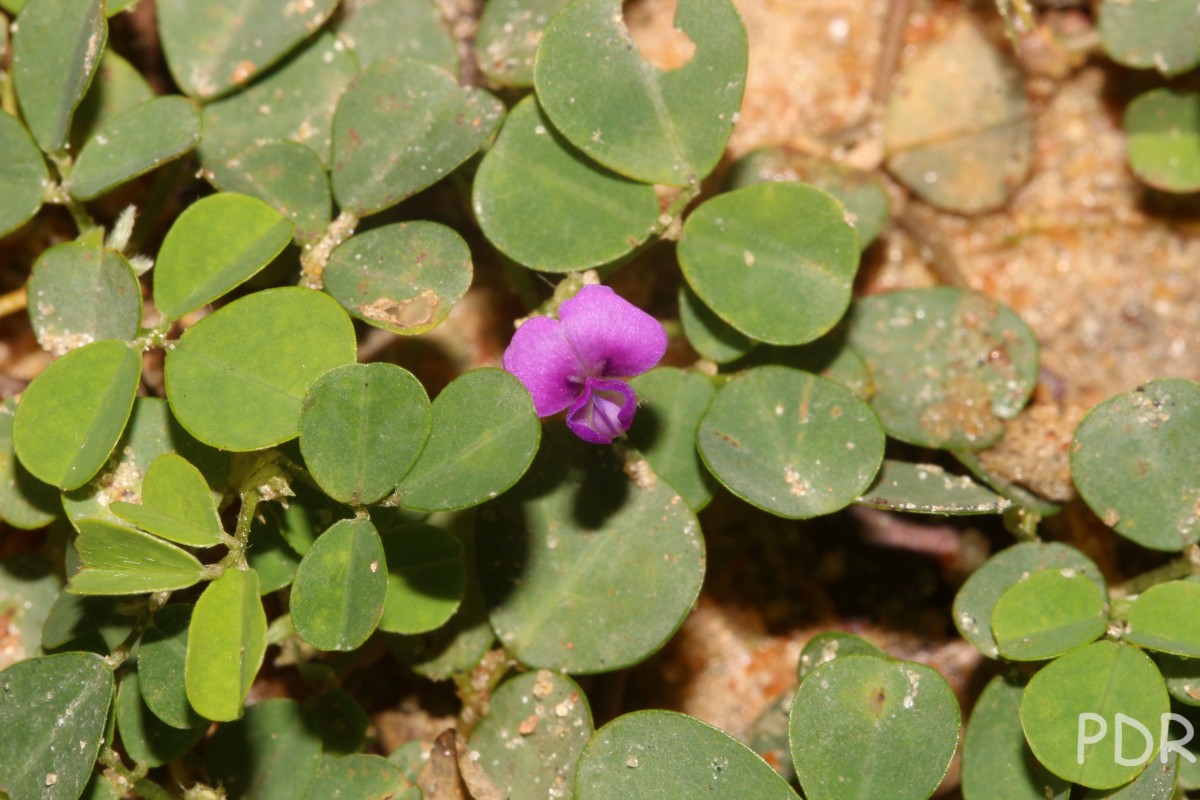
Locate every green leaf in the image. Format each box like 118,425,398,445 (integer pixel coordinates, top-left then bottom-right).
13,339,141,489
259,480,352,558
69,519,204,594
153,192,295,320
0,555,60,661
138,603,207,729
952,447,1063,518
165,287,357,451
726,147,891,250
731,329,874,401
796,631,887,680
303,754,414,800
41,577,130,651
394,368,541,512
883,19,1032,214
468,670,592,797
477,0,570,87
953,541,1106,659
857,460,1011,515
70,50,154,152
206,698,323,800
1099,0,1199,77
1021,641,1169,789
0,652,114,800
111,453,224,547
790,656,960,800
11,0,106,152
198,31,357,167
0,111,48,237
627,367,716,511
1123,89,1200,194
157,0,339,99
576,710,799,799
846,287,1040,449
27,240,142,354
1126,580,1200,657
299,363,430,505
534,0,747,186
246,506,301,594
186,568,267,722
479,426,704,673
291,518,387,651
679,183,859,345
472,95,659,273
378,522,465,635
1072,379,1200,551
0,401,60,529
1157,653,1200,707
323,221,473,335
206,141,333,246
678,284,754,364
332,58,505,216
697,366,885,519
115,671,206,768
961,674,1071,800
991,568,1108,661
68,95,200,199
334,0,457,74
1080,756,1180,799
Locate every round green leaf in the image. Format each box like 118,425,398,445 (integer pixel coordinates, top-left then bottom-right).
627,367,716,511
726,147,890,250
13,338,141,489
260,480,353,558
1072,379,1200,552
153,193,295,320
857,460,1011,515
303,754,413,800
473,96,659,273
732,330,874,401
576,710,799,799
116,671,206,768
291,517,387,651
1123,89,1200,194
157,0,339,99
41,568,130,653
111,452,224,547
678,283,754,364
68,95,201,200
790,656,960,800
991,568,1108,661
71,50,154,152
479,427,704,673
186,568,267,722
198,31,357,168
11,0,106,153
1157,653,1200,707
206,141,333,246
534,0,747,186
1127,580,1200,657
0,555,60,663
846,287,1040,449
69,518,205,594
378,522,465,634
697,366,885,519
301,681,369,755
323,221,472,335
246,505,301,594
139,603,207,729
0,111,48,237
1021,641,1169,789
679,183,858,346
961,674,1071,800
27,240,142,354
334,0,457,74
394,368,540,513
299,363,431,505
883,20,1032,214
469,670,593,798
0,401,60,529
331,58,505,216
477,0,570,87
1099,0,1199,77
1081,756,1180,799
165,287,357,451
796,632,887,680
953,542,1106,659
0,652,114,800
206,698,323,800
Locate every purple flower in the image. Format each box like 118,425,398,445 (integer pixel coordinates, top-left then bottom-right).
503,285,667,444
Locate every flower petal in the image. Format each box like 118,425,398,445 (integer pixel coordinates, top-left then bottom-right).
559,285,667,378
502,316,582,416
566,377,637,444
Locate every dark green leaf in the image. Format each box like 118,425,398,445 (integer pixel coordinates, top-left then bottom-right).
678,283,754,365
300,682,368,755
796,631,887,680
334,0,457,74
70,50,154,151
206,141,332,245
627,367,717,511
857,460,1011,515
477,0,571,87
186,568,267,721
0,555,59,662
291,518,387,651
27,240,142,354
378,522,465,634
115,671,206,768
206,698,322,800
0,111,48,237
302,754,413,800
246,506,302,594
139,603,207,729
69,518,204,594
1099,0,1199,77
0,400,60,529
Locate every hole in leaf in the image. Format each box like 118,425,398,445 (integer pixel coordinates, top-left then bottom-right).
623,0,696,72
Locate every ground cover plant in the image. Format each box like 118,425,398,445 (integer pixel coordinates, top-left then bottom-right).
2,0,1200,797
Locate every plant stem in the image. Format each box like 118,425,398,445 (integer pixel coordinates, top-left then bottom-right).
0,286,27,319
1111,545,1200,600
43,152,97,234
300,210,358,290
